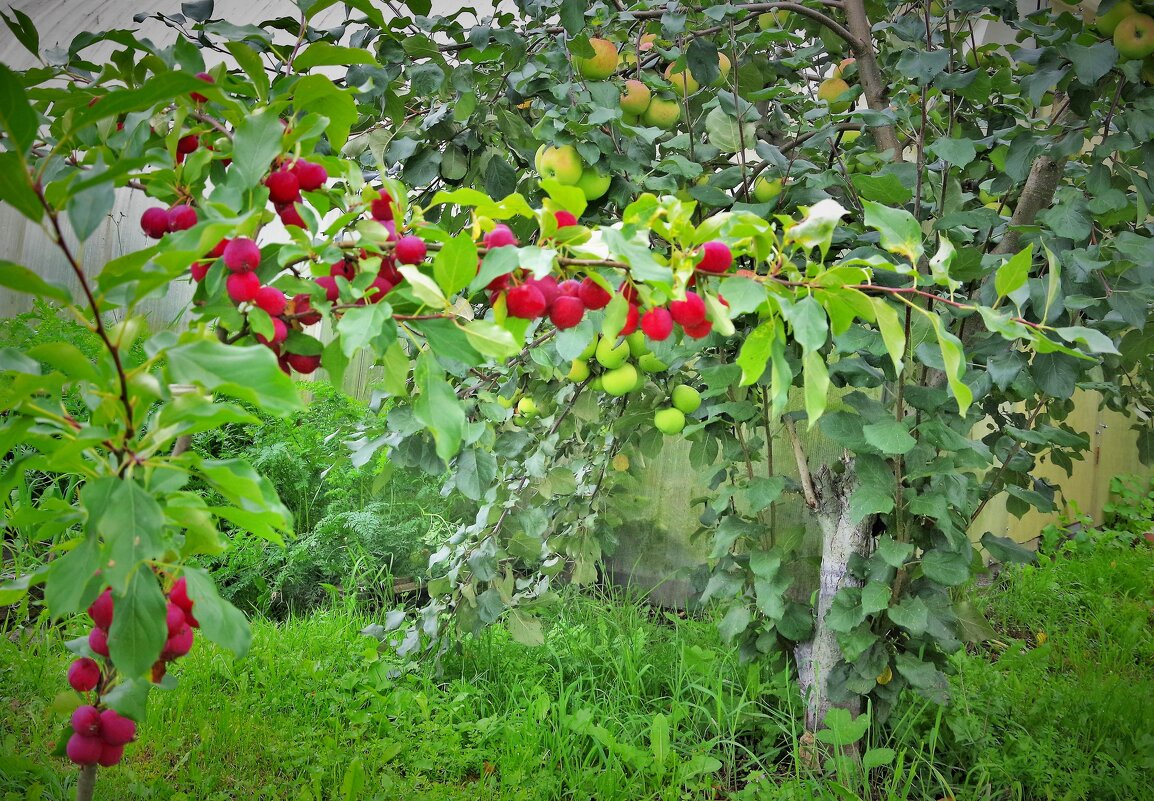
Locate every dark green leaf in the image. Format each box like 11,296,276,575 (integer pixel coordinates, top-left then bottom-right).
980,532,1037,564
183,566,252,658
849,174,912,205
100,480,166,593
230,109,284,191
0,152,42,221
166,340,303,416
862,419,916,456
108,569,167,679
294,43,378,69
0,259,70,302
0,64,37,153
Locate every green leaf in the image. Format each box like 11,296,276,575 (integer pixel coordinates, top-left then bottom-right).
230,109,284,191
433,232,478,296
166,339,303,416
293,43,378,69
802,350,830,428
601,227,672,284
862,419,916,456
559,0,586,34
736,319,775,386
0,260,70,303
67,159,115,241
1054,325,1119,355
920,547,971,586
862,201,923,265
927,137,977,168
0,151,42,221
413,352,466,462
336,302,396,360
463,320,519,360
894,652,949,704
44,536,101,619
226,41,270,101
650,712,670,772
784,198,846,259
930,316,972,414
398,265,449,308
785,296,828,352
293,74,357,148
994,244,1032,299
73,72,211,129
1064,41,1117,86
980,532,1037,564
743,476,786,512
100,480,166,593
850,173,913,205
0,64,37,153
108,569,167,679
815,707,870,747
871,298,905,373
848,454,895,522
875,536,914,568
718,603,751,643
507,609,545,646
860,581,890,616
887,596,929,636
182,566,252,658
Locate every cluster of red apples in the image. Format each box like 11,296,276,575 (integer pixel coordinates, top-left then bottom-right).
64,578,198,767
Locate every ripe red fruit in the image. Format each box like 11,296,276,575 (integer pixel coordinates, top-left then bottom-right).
330,259,357,281
222,238,261,273
292,160,328,191
382,219,398,241
88,627,109,658
371,194,394,221
378,257,403,285
291,294,322,326
68,658,102,693
256,318,289,347
166,205,197,232
315,275,339,302
88,589,114,630
278,202,306,228
549,295,585,329
162,625,194,660
641,307,674,340
286,352,321,374
266,169,301,204
190,71,214,103
208,238,230,259
619,303,640,336
98,709,137,746
71,705,102,737
558,279,582,297
485,224,518,248
696,240,733,274
170,577,191,610
177,134,200,156
165,602,186,638
578,278,612,310
620,283,639,304
394,235,427,265
487,272,512,293
226,271,261,304
669,292,707,327
532,276,560,309
367,276,394,303
506,283,547,318
684,319,713,338
141,207,169,239
253,286,288,317
554,210,578,228
190,261,211,282
98,743,125,767
66,734,103,766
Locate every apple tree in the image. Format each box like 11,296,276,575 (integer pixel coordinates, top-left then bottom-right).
0,0,1152,795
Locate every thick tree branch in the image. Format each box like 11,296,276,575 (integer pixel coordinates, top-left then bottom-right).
840,0,902,158
991,154,1064,256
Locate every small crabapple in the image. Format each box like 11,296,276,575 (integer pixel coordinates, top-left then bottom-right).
222,238,261,273
226,272,261,304
506,284,547,318
578,278,612,310
98,709,137,746
394,235,427,265
67,658,101,693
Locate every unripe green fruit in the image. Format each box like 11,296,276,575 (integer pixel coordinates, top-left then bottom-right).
497,395,513,409
516,397,539,417
654,407,687,434
752,176,783,204
578,336,598,360
638,353,669,373
568,359,591,382
626,331,648,357
602,364,638,396
671,384,702,414
596,336,631,369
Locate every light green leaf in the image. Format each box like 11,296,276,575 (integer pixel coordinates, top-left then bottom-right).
862,419,916,456
413,352,466,462
225,41,269,101
183,566,252,658
994,244,1032,299
507,609,545,646
736,318,775,386
0,260,70,303
230,109,284,191
293,74,357,148
802,350,830,427
930,316,972,414
100,479,166,593
816,707,870,747
166,340,303,416
337,302,396,359
293,43,378,69
863,201,922,266
433,232,478,296
872,298,905,373
784,198,847,259
398,265,449,308
463,320,519,359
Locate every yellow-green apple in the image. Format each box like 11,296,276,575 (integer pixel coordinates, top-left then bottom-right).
664,62,699,96
817,77,852,112
1093,0,1136,35
653,407,686,434
642,95,682,128
576,167,612,201
575,38,620,80
1115,13,1154,59
535,145,584,185
752,175,783,203
620,79,652,115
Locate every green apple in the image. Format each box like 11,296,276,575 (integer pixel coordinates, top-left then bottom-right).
671,385,702,414
575,38,620,80
602,364,639,396
620,79,652,115
642,96,682,128
516,397,539,417
626,331,648,357
595,335,630,369
817,77,852,113
752,175,783,203
576,168,612,201
1115,13,1154,59
535,145,585,185
664,62,699,96
1093,0,1136,35
568,359,591,382
714,53,732,86
578,336,598,360
638,353,668,373
653,407,686,435
758,10,790,30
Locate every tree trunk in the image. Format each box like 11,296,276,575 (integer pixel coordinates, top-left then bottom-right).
76,765,97,801
793,460,873,736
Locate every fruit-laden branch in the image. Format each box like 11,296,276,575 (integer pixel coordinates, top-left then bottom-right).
840,0,902,158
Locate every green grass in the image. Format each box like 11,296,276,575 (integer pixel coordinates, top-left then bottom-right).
2,545,1153,801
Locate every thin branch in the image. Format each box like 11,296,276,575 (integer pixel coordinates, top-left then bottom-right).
785,419,818,508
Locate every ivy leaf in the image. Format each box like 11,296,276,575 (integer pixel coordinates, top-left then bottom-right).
887,596,929,636
1040,198,1092,243
875,536,914,568
743,476,786,512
